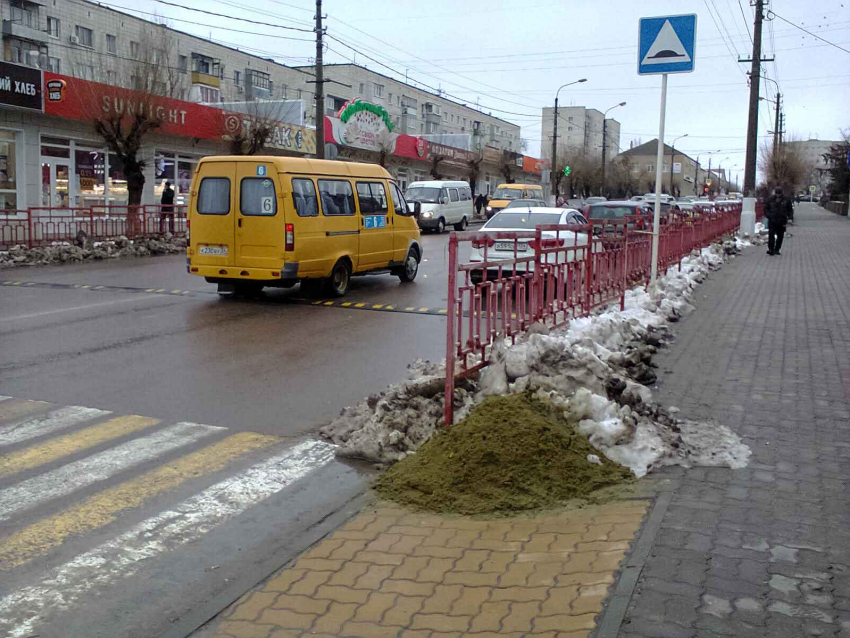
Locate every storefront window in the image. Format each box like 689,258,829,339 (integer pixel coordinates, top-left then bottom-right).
74,149,105,207
108,153,128,205
176,160,196,205
155,152,175,203
0,130,18,210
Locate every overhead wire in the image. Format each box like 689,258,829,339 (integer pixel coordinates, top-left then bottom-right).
152,0,315,33
769,10,850,55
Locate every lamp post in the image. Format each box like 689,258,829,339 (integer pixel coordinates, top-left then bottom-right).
717,157,730,194
551,78,587,199
600,101,626,196
669,133,688,196
695,149,722,196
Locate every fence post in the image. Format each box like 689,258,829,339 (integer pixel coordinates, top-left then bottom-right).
26,208,33,248
444,233,458,426
584,233,594,314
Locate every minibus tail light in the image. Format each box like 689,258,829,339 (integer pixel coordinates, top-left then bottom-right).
285,223,295,251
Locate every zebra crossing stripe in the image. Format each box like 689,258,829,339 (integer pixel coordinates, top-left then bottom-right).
0,439,335,638
0,432,277,570
0,422,223,522
0,414,159,477
0,406,111,449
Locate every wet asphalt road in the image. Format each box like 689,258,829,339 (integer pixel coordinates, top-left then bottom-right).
0,229,475,638
0,230,462,434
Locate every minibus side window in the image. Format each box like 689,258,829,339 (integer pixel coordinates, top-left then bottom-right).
356,182,388,215
449,188,459,202
197,177,230,215
389,183,411,216
240,178,277,216
292,178,318,217
318,179,355,216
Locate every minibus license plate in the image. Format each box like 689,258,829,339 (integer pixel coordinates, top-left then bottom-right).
199,245,228,256
495,242,526,251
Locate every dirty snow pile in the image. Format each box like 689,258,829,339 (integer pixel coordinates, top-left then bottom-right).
0,235,187,269
321,242,752,476
736,221,768,250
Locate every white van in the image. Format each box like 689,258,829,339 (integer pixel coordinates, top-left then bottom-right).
405,180,472,233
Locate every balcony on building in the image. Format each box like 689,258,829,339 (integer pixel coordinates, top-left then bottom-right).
423,102,442,125
2,0,49,46
191,53,221,88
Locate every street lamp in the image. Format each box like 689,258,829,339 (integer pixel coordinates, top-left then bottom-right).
669,133,688,195
600,101,626,195
551,78,588,199
717,157,730,194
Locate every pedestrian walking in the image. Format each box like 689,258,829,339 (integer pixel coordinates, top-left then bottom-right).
765,187,788,256
160,181,175,234
475,194,485,219
785,191,794,225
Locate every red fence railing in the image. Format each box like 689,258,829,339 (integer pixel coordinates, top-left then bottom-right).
0,205,188,249
443,204,743,424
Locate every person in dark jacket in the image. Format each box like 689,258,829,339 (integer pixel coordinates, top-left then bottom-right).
765,187,788,255
784,191,794,224
475,193,485,218
160,181,175,234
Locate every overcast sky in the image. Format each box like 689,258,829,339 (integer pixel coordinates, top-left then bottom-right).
105,0,848,185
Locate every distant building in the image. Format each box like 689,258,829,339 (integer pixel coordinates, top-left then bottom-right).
783,138,843,192
616,140,731,195
540,106,621,162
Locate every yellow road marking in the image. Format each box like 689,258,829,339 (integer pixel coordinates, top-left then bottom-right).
0,415,159,477
0,400,51,423
405,307,415,311
81,285,91,289
0,431,276,570
418,307,429,312
11,281,22,286
385,305,395,310
437,309,448,314
171,289,181,294
145,289,155,293
372,304,383,309
354,303,365,308
323,301,334,306
155,289,166,293
341,302,352,307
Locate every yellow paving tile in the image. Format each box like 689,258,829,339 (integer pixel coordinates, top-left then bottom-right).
0,432,276,569
0,415,159,476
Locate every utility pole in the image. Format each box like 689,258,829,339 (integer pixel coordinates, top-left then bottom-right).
314,0,325,159
779,112,785,145
551,99,560,198
742,0,766,196
773,93,781,152
694,155,700,195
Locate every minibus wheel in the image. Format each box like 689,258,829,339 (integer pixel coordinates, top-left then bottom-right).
399,249,419,283
453,216,468,231
436,218,445,234
327,259,351,297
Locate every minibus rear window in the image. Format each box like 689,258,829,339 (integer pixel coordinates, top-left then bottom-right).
241,178,277,216
197,178,230,215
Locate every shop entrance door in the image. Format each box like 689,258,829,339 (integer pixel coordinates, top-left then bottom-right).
41,159,72,208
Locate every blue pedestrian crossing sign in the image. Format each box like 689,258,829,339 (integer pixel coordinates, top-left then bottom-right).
638,14,697,75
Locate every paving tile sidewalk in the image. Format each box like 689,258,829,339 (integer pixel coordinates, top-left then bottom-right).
193,499,650,638
617,204,850,638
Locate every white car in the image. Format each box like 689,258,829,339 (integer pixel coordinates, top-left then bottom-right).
467,207,597,283
405,180,472,233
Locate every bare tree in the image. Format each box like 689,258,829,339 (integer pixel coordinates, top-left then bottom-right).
78,22,185,207
467,157,482,196
430,156,445,180
222,99,307,157
759,138,812,194
823,129,850,200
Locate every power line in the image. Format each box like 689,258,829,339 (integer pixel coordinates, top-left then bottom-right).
769,10,850,55
97,1,315,43
737,0,754,44
152,0,314,33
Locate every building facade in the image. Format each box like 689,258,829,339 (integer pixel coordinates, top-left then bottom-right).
616,140,731,196
540,106,621,163
291,63,522,154
783,138,843,193
0,0,537,211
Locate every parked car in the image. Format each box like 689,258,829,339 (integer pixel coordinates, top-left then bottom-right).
584,201,651,231
504,198,548,210
467,208,591,283
405,180,472,233
585,196,607,205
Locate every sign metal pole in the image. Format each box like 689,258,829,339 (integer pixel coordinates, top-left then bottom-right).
650,73,668,288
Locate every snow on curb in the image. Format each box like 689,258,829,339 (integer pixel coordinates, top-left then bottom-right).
322,233,761,475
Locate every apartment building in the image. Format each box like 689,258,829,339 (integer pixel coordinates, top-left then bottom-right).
540,106,622,163
294,64,522,154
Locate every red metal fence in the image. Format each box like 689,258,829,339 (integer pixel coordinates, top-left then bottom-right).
443,204,743,424
0,205,188,250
